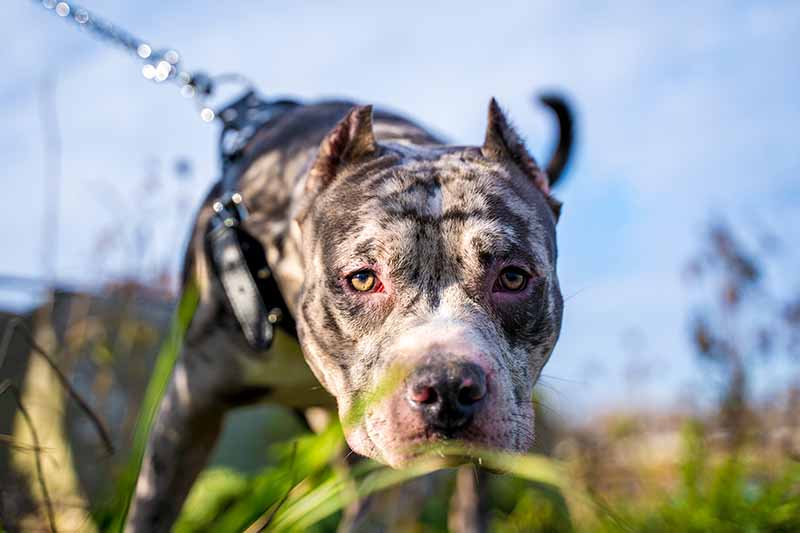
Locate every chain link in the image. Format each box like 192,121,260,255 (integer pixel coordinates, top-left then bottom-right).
32,0,254,122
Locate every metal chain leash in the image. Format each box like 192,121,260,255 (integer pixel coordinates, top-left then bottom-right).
28,8,299,508
32,0,253,122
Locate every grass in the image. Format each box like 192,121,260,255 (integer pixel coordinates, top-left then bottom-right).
587,423,800,533
172,422,569,532
170,420,798,532
167,419,800,532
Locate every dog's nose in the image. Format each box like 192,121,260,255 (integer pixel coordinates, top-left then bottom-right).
406,362,487,433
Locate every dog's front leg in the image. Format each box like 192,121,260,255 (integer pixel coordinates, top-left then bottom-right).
125,338,236,533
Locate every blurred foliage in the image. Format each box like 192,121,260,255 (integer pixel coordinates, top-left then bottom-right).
686,219,800,449
170,420,567,532
160,416,799,532
590,422,800,533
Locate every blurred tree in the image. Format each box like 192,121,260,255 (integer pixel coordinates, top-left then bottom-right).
685,219,800,449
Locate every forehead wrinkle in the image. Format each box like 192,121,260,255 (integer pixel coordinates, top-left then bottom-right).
500,169,557,259
385,183,444,220
334,213,423,279
376,156,482,194
455,216,546,279
384,164,485,222
349,236,391,263
382,214,457,303
369,158,487,219
478,181,552,268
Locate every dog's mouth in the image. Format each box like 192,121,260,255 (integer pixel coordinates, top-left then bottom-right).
340,387,534,469
359,422,526,469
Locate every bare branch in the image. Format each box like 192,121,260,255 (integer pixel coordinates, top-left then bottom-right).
0,433,54,454
0,317,114,455
0,380,57,533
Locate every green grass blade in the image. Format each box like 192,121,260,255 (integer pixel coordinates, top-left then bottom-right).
107,283,200,532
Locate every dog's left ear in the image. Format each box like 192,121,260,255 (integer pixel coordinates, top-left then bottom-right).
306,105,378,195
482,98,561,221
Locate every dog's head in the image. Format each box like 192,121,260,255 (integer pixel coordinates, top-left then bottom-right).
294,100,565,467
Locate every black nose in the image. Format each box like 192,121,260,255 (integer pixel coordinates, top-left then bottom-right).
406,362,487,434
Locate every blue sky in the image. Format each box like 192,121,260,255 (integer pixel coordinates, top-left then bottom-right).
2,1,799,420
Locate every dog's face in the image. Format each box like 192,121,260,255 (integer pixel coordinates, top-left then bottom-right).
295,102,563,467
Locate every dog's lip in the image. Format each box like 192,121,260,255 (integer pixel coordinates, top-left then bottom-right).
386,434,508,468
392,423,492,449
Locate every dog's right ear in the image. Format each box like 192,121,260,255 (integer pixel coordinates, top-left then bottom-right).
306,105,377,195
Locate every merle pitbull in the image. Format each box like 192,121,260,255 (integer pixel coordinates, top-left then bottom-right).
126,96,574,531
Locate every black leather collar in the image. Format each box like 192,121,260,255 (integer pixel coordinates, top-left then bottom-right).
207,92,300,350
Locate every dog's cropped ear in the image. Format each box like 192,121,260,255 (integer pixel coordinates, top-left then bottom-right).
306,105,377,195
482,98,561,221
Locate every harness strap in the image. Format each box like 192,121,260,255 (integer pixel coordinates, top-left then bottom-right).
209,214,274,350
207,91,300,350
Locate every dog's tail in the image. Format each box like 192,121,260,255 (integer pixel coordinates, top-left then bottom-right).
537,93,575,188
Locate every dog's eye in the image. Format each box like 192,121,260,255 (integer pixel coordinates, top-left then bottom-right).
496,267,529,292
349,270,378,292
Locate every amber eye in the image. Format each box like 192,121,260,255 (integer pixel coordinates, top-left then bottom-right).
349,270,377,292
497,267,529,292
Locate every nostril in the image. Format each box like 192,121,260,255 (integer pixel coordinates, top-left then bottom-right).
410,385,438,405
457,378,486,406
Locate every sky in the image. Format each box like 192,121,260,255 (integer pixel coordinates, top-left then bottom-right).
1,0,799,420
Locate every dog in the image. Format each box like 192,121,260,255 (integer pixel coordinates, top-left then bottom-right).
125,95,574,532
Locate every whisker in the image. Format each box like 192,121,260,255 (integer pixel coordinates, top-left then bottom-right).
563,285,592,302
533,382,563,396
539,373,586,385
534,380,563,390
531,397,563,418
